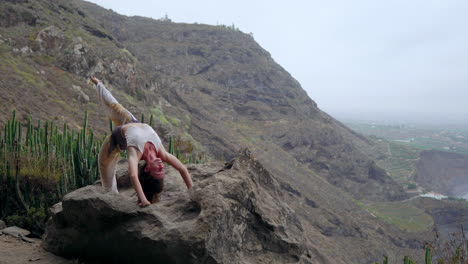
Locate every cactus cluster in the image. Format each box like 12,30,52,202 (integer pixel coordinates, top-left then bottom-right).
0,110,100,222
167,135,204,164
376,248,433,264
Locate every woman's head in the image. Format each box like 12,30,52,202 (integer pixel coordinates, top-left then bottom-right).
139,163,164,203
145,157,164,180
141,142,164,179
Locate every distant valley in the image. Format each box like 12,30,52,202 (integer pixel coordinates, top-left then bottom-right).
345,121,468,155
344,119,468,199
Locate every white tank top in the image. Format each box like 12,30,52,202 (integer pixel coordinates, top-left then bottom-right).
125,124,162,154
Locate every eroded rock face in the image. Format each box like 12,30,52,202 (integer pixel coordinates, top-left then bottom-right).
35,26,66,53
43,150,311,264
415,150,468,197
411,198,468,239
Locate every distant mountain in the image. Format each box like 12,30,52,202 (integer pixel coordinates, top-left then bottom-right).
0,0,431,262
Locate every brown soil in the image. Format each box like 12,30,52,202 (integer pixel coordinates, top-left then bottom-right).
0,234,76,264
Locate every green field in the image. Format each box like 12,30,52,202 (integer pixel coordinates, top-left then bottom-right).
365,201,433,232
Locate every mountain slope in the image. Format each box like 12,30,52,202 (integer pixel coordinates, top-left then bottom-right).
0,0,428,262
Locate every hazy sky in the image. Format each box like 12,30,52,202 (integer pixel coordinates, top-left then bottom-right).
86,0,468,125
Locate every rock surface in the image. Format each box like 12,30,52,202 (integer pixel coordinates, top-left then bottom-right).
1,226,31,238
44,150,311,264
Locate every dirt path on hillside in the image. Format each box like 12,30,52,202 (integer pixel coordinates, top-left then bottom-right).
0,233,77,264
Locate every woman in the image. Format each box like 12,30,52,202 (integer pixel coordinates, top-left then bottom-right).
91,76,192,207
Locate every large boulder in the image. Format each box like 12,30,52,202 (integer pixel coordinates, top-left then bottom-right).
43,150,311,264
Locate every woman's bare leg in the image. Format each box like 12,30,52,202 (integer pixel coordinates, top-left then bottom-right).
98,135,121,192
92,77,138,126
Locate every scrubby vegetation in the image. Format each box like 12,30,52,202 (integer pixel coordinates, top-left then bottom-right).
430,226,468,264
376,227,468,263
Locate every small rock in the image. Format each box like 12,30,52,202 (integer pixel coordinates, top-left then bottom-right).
71,85,90,103
49,202,62,215
0,220,6,229
21,236,35,243
1,226,31,238
20,46,32,54
73,43,85,55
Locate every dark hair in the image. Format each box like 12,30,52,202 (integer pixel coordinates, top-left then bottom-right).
139,163,164,201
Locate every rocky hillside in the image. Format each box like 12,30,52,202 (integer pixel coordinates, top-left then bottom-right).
414,150,468,198
0,0,433,263
0,0,405,202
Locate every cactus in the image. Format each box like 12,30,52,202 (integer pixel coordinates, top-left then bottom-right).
425,247,431,264
11,110,16,148
26,117,31,148
6,120,11,150
168,135,174,155
83,111,88,146
404,256,409,264
44,121,49,158
17,121,22,153
149,114,154,127
454,247,461,264
2,145,6,181
109,118,113,133
15,152,28,211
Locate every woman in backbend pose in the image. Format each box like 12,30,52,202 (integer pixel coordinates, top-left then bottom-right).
91,76,192,207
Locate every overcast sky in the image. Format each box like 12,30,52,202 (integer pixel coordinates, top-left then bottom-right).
86,0,468,125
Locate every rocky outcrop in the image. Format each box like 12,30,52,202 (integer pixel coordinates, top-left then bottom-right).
43,150,312,264
414,150,468,197
411,198,468,239
35,26,66,53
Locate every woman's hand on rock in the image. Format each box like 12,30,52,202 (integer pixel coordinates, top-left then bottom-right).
138,199,151,207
